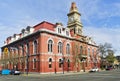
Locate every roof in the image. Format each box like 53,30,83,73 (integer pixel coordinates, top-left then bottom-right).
33,21,55,32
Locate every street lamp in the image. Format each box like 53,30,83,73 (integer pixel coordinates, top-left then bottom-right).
62,40,66,74
26,53,29,75
62,57,65,74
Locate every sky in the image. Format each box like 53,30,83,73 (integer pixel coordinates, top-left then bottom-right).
0,0,120,55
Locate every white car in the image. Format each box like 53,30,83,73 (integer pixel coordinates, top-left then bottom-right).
10,70,21,75
89,67,99,72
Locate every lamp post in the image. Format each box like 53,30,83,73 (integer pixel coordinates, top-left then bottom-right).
26,53,29,75
62,40,66,74
62,57,65,74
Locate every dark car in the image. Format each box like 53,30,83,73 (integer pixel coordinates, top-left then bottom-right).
10,70,21,75
106,66,113,71
0,70,2,74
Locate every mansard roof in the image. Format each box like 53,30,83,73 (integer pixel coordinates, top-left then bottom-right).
34,21,55,32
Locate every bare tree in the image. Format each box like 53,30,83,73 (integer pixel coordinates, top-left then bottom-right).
98,43,115,69
72,42,81,72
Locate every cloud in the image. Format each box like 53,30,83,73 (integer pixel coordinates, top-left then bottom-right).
0,15,40,47
75,0,120,26
83,25,120,55
0,0,120,56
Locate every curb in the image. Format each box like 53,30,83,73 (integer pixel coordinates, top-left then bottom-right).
22,71,89,77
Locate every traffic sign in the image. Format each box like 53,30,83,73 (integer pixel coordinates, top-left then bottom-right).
3,47,9,54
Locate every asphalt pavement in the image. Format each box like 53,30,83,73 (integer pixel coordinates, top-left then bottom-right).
0,69,120,81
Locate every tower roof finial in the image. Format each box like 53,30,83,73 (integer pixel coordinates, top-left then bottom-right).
70,2,78,12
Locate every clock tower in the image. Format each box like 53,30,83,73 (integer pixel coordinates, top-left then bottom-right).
67,2,83,35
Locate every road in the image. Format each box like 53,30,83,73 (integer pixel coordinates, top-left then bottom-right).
0,69,120,81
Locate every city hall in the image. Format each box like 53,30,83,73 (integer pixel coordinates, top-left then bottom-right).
1,2,100,74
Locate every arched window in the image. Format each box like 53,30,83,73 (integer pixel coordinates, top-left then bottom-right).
48,40,53,53
33,58,37,69
49,58,52,68
33,40,37,54
88,48,90,57
26,43,29,55
84,47,87,54
67,59,70,67
59,59,62,68
66,44,70,54
58,42,62,53
80,46,83,54
92,49,94,57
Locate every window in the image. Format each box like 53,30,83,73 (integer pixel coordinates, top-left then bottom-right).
59,59,62,68
80,46,83,54
33,40,37,54
58,28,61,34
78,29,81,34
92,49,94,57
67,59,70,67
16,47,19,56
26,43,29,55
84,47,87,54
66,44,70,54
33,58,37,69
88,48,90,57
48,40,53,53
66,31,69,36
49,58,52,68
58,42,62,53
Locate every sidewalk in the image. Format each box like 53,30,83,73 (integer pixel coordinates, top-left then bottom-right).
22,71,89,77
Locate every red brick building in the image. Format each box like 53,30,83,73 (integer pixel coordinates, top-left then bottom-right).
1,2,100,74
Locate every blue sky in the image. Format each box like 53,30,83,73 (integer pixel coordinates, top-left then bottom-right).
0,0,120,55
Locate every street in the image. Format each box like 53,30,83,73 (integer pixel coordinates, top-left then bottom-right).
0,69,120,81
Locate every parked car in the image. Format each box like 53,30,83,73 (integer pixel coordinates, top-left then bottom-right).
106,66,113,71
10,70,21,75
1,69,11,75
0,70,2,74
89,67,99,72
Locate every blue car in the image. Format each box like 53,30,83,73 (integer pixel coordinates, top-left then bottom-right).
1,69,11,75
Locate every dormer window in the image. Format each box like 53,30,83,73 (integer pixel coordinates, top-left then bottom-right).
66,31,69,36
58,28,62,34
13,34,19,40
26,26,31,33
21,29,26,36
21,28,29,36
26,26,34,33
